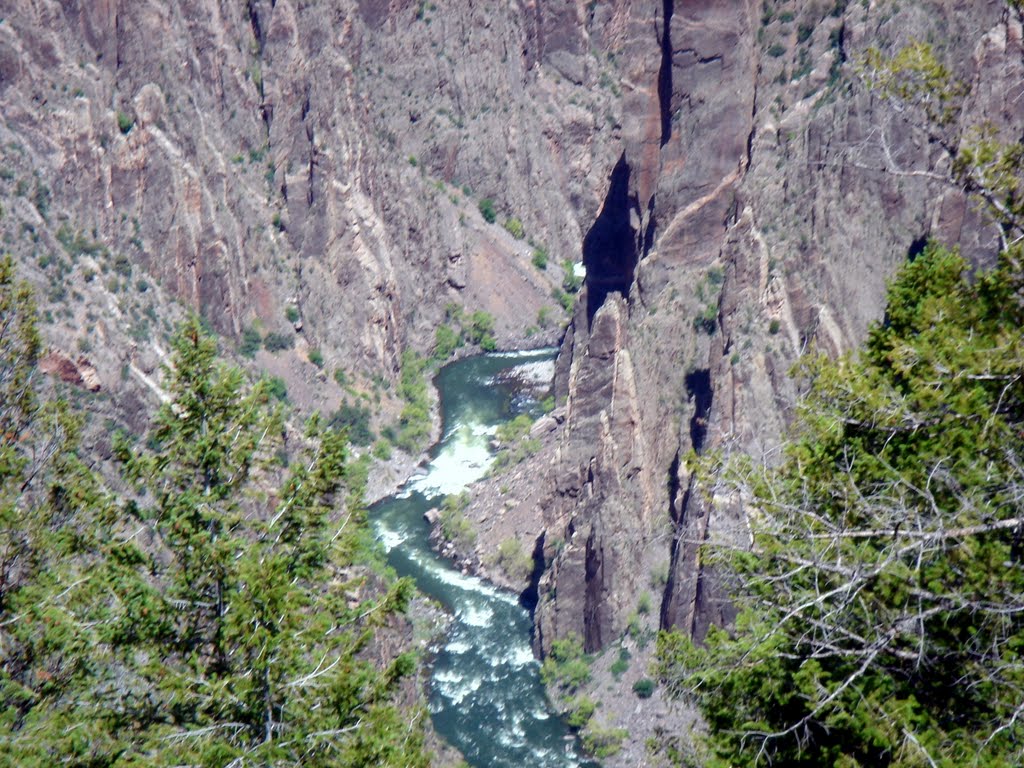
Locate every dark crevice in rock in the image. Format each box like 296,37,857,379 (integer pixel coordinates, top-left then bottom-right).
685,369,713,454
660,470,696,631
658,450,683,627
642,195,658,258
660,371,715,633
582,153,639,327
907,233,929,262
246,1,265,55
520,530,546,615
583,523,604,652
658,0,675,146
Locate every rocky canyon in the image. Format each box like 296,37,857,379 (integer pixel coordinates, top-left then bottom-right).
0,0,1021,764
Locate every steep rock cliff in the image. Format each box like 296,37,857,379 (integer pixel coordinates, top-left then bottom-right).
0,0,626,404
531,0,1023,658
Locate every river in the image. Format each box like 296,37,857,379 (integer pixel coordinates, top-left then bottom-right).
370,349,597,768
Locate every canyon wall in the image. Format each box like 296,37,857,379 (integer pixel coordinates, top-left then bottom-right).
530,0,1023,654
2,0,1023,761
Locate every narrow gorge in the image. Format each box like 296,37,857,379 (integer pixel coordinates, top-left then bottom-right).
0,0,1021,765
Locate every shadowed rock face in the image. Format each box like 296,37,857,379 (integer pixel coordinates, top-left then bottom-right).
531,0,1024,659
583,153,639,326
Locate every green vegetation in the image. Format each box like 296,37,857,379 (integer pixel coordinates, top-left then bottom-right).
0,281,430,766
610,646,631,680
536,306,552,329
395,349,431,452
432,323,462,362
489,537,534,581
582,727,628,758
503,216,525,239
541,633,591,692
308,347,324,367
560,259,582,294
632,678,655,699
236,325,260,360
656,244,1024,767
285,305,300,323
429,305,497,361
263,331,294,352
491,413,541,472
263,374,288,401
438,492,476,549
637,591,652,614
56,224,104,259
565,696,597,728
532,246,549,270
693,267,724,335
116,110,134,134
328,400,375,446
467,310,497,351
478,198,497,224
549,259,584,315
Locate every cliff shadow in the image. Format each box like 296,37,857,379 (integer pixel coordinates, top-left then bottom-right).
582,153,639,327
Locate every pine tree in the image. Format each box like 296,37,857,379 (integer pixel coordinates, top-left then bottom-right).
0,307,430,767
656,244,1024,767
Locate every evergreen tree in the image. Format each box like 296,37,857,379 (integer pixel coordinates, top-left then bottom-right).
656,244,1024,767
0,305,430,766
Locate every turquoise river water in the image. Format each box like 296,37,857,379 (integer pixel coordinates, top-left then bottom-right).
370,349,597,768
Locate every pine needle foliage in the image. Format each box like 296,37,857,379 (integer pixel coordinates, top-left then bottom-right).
656,244,1024,767
0,300,430,766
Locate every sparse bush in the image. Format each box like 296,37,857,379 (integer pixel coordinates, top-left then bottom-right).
582,727,628,758
468,310,496,350
496,414,533,444
263,375,288,402
478,198,497,224
503,217,525,239
532,247,549,270
566,697,596,728
561,259,582,294
240,326,262,358
541,634,591,692
610,646,631,680
117,110,134,135
637,592,652,614
308,348,324,368
490,538,534,581
693,304,718,335
633,678,656,699
769,318,781,335
439,492,476,548
285,305,300,323
432,323,461,362
263,332,294,352
396,350,431,452
328,401,374,446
